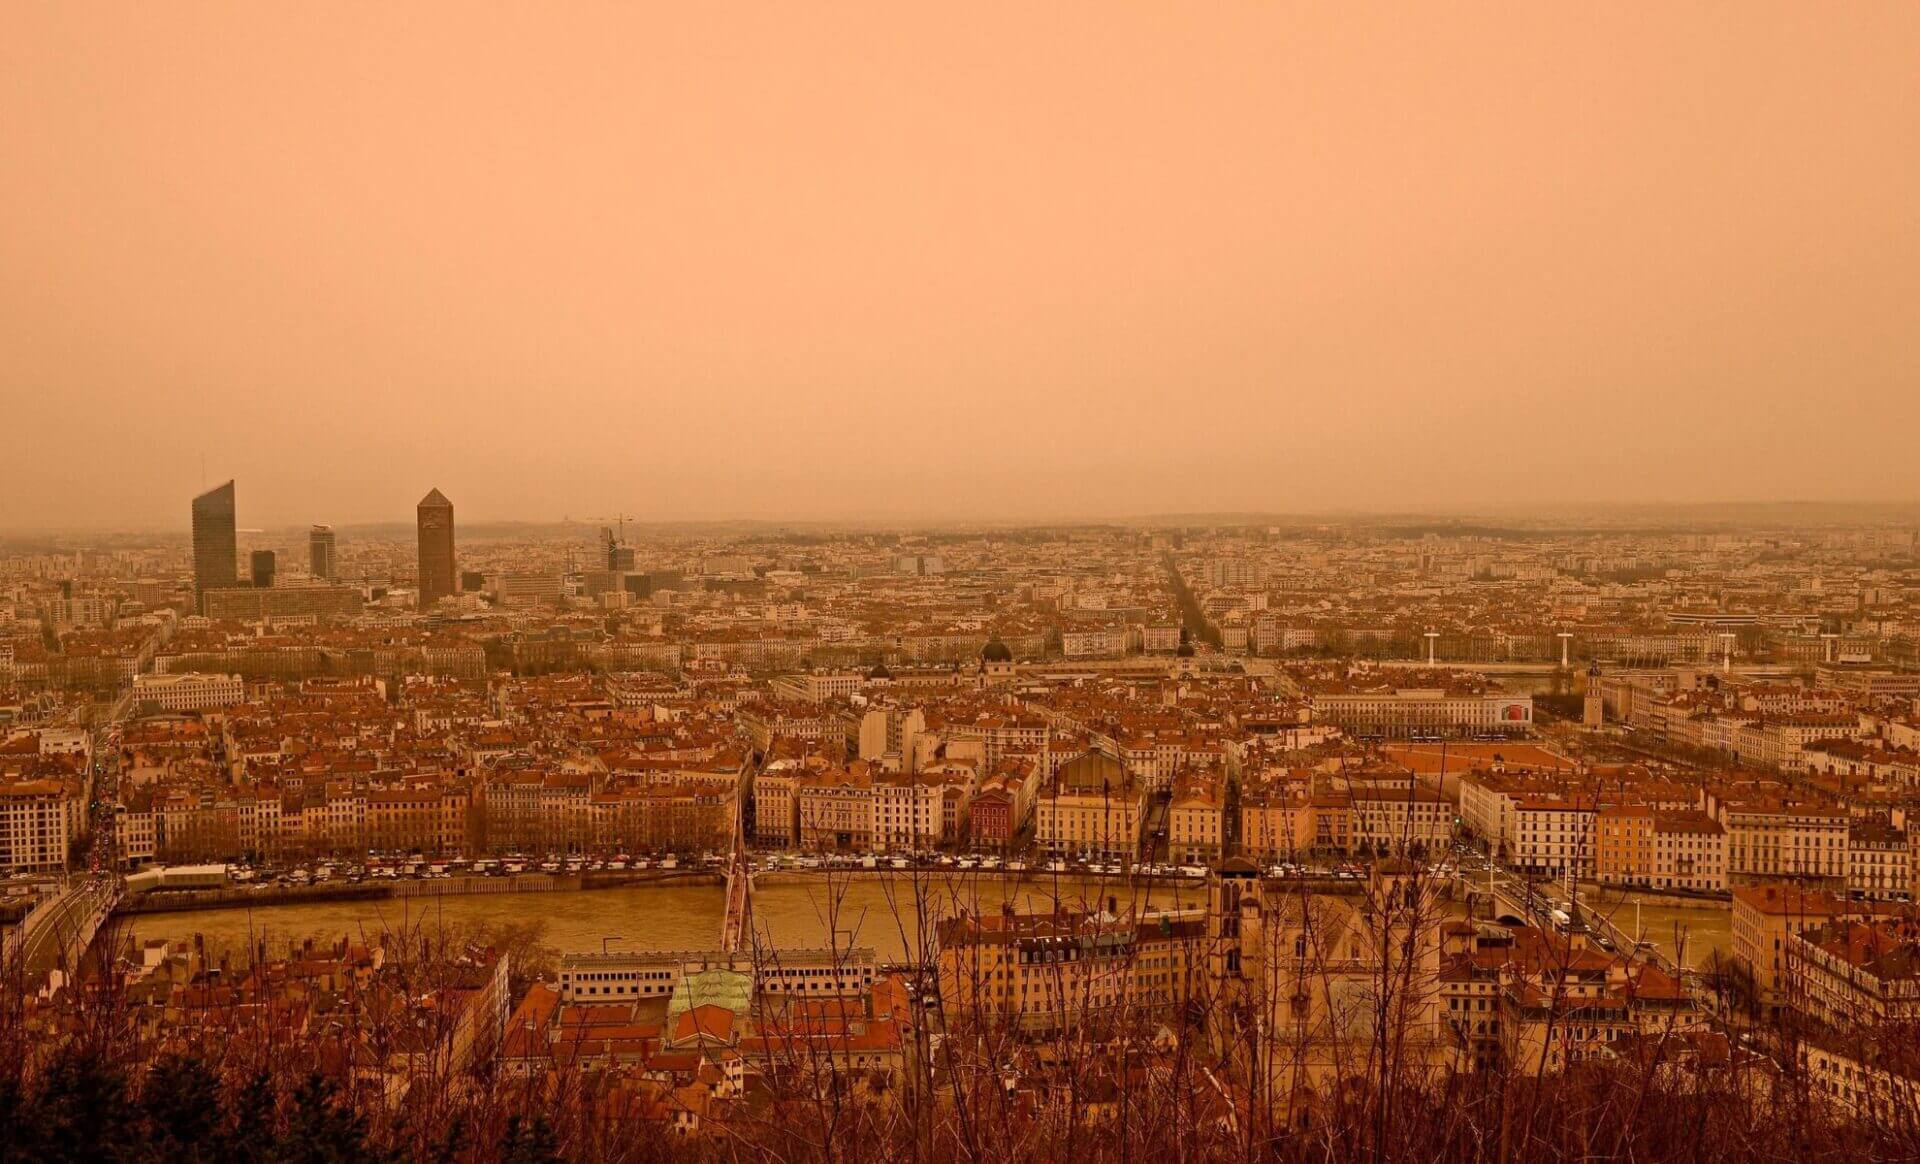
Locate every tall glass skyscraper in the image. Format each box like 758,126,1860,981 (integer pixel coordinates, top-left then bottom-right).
191,480,237,614
416,488,456,608
309,524,337,581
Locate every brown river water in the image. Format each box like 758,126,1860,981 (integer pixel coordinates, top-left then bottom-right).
120,874,1210,963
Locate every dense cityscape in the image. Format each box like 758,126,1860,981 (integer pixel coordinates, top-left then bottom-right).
1,488,1918,1159
9,2,1919,1160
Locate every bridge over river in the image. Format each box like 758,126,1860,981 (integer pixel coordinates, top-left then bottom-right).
5,878,119,993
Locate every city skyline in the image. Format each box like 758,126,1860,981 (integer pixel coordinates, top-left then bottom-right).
10,491,1920,539
7,494,1920,1160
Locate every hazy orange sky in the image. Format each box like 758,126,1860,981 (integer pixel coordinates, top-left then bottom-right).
4,3,1918,529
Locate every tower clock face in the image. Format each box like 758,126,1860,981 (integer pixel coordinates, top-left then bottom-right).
422,514,446,530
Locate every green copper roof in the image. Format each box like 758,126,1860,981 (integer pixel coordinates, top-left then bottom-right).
666,966,753,1025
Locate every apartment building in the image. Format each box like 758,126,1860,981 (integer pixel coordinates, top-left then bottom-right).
1060,628,1132,659
1798,1034,1920,1122
1141,624,1182,653
1239,785,1315,862
1166,771,1225,864
0,779,81,871
1594,808,1727,893
962,773,1018,851
770,671,863,703
1440,921,1699,1076
1312,794,1353,854
1035,749,1146,863
199,585,363,622
1347,786,1454,856
797,767,874,852
752,762,800,848
1847,818,1910,899
235,788,283,857
487,572,564,607
1790,918,1920,1027
366,785,472,855
478,770,592,854
1731,884,1850,1014
737,701,836,750
936,905,1207,1033
587,783,731,855
942,710,1050,771
154,790,241,862
1705,789,1849,885
111,800,156,864
1508,795,1599,881
871,770,944,851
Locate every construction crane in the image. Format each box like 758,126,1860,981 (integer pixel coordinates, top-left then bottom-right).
584,514,637,571
594,513,636,543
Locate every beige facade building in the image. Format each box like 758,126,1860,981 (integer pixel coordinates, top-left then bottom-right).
1238,786,1315,862
1595,807,1727,892
1705,790,1849,885
1847,818,1910,898
936,905,1206,1033
1311,686,1532,738
1790,918,1920,1027
871,770,944,851
0,779,82,872
1166,770,1225,864
132,671,245,713
1348,786,1454,856
1035,749,1145,862
796,767,874,852
751,763,799,848
1731,884,1850,1013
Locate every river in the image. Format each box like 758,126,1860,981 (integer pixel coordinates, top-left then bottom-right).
118,874,1735,970
1577,885,1735,968
119,874,1209,964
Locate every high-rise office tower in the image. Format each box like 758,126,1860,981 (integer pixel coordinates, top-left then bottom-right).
191,480,237,615
603,527,636,572
250,549,276,589
416,488,456,608
309,525,337,581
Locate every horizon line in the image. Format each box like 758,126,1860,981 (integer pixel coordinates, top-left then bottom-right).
7,497,1920,538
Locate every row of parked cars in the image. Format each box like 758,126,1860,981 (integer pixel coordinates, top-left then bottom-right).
225,851,1403,889
763,854,1335,879
232,850,736,887
758,852,1033,873
758,853,1207,877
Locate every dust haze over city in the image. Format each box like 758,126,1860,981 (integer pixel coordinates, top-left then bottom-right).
4,3,1920,532
5,6,1920,1164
